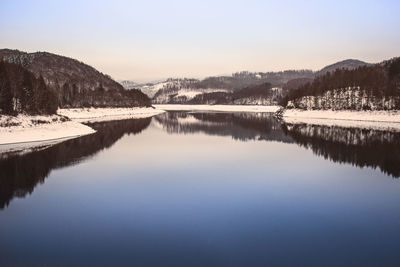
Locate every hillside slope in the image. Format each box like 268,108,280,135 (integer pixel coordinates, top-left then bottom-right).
282,57,400,110
0,49,151,108
151,71,314,104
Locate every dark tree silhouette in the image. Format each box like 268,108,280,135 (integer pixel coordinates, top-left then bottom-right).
0,60,58,115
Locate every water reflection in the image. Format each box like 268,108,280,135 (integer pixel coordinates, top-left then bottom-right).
1,111,400,266
0,118,151,209
155,111,293,143
1,111,400,209
156,111,400,178
282,123,400,178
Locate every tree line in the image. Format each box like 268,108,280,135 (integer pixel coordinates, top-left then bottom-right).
188,83,283,105
280,58,400,110
0,60,152,115
0,60,57,115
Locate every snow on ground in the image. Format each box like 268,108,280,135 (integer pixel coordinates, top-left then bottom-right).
175,89,229,100
282,109,400,131
154,104,281,113
139,81,170,98
58,107,165,122
0,107,166,150
0,114,96,146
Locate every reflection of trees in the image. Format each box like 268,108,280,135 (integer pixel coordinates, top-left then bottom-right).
156,111,400,178
0,118,151,209
282,123,400,178
154,111,294,143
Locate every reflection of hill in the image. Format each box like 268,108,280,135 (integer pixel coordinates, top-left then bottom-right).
154,111,294,143
156,111,400,178
0,118,151,209
282,123,400,178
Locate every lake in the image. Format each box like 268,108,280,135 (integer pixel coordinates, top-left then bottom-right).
1,111,400,266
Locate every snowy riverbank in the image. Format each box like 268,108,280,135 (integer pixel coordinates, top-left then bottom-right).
281,109,400,131
0,114,96,146
0,107,166,148
154,104,280,113
58,107,165,122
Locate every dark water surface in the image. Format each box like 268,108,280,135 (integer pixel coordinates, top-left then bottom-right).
1,111,400,266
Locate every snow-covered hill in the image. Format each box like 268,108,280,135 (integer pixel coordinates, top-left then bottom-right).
119,80,139,89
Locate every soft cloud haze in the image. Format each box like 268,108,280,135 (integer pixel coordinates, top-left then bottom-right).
1,0,399,81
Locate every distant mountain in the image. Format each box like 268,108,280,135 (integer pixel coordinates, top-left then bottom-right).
119,80,163,98
317,59,370,76
151,71,314,104
149,59,379,106
152,78,230,104
119,80,139,89
0,49,151,108
124,59,373,105
188,83,285,105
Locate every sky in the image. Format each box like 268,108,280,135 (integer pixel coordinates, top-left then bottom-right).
1,0,399,82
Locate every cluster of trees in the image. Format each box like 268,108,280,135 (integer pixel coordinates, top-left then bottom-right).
187,70,314,91
0,60,57,115
60,82,151,108
281,58,400,110
188,83,282,105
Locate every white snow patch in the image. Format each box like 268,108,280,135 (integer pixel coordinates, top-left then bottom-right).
0,114,95,145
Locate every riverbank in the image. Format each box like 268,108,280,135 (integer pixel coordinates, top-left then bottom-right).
154,104,280,113
0,114,96,146
58,107,165,122
0,107,166,147
281,109,400,131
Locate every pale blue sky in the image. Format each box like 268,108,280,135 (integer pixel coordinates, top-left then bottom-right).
1,0,399,81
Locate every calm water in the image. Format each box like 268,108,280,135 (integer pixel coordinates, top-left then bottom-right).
1,111,400,266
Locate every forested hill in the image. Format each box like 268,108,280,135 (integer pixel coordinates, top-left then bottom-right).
0,49,151,108
0,60,57,115
187,83,284,105
316,59,370,76
281,57,400,110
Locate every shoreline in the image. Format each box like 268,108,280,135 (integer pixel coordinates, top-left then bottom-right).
0,107,166,149
281,108,400,131
3,105,400,150
0,117,96,146
154,104,280,112
57,107,165,122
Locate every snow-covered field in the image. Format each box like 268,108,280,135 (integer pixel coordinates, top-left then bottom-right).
58,107,165,122
154,104,280,113
282,109,400,131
